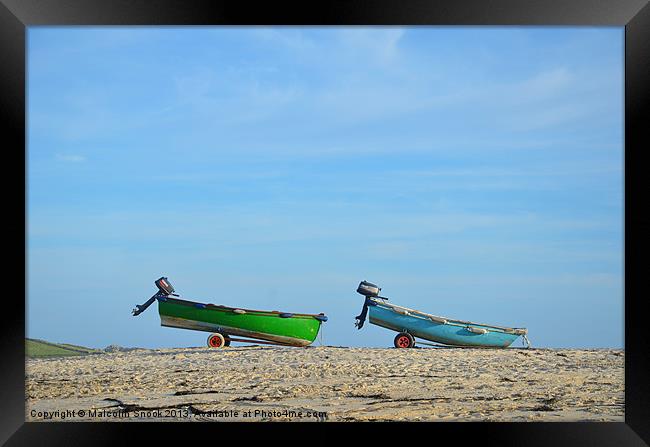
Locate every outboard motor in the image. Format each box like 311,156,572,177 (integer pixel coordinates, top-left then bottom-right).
355,280,387,330
155,277,175,296
133,276,177,316
356,280,381,297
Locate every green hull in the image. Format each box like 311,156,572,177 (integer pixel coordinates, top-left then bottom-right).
157,297,324,346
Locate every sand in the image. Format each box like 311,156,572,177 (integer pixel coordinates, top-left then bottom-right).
25,346,624,422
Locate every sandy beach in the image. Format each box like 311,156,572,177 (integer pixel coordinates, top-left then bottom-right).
26,346,624,422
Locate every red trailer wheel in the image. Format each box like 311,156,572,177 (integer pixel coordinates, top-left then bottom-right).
207,333,225,348
394,332,415,348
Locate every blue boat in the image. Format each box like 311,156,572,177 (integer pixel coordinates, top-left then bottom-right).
354,281,530,349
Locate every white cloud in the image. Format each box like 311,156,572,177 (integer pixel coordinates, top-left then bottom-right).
250,28,316,51
336,28,405,64
55,154,86,162
509,67,574,103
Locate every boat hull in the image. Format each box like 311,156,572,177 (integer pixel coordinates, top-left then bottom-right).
369,302,521,348
157,297,324,347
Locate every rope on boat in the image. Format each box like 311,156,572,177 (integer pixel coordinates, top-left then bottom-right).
522,334,531,349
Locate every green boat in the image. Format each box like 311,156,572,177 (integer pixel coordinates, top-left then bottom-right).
132,277,328,348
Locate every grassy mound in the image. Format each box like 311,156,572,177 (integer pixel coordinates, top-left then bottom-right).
26,338,102,358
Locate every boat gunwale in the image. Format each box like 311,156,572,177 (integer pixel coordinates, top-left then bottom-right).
370,298,526,333
160,295,327,320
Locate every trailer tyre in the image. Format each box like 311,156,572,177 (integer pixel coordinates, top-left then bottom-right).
207,333,226,348
394,332,415,349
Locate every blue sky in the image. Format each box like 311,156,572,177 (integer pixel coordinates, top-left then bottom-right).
27,27,623,349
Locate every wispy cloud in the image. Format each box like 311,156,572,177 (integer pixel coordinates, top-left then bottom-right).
55,153,86,163
335,28,405,65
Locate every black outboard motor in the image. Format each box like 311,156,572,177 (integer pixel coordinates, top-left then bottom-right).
357,280,381,297
133,276,177,316
155,277,175,296
355,280,387,329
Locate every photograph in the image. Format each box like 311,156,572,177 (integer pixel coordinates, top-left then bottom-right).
24,25,626,424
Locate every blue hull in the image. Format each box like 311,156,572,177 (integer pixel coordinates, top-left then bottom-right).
368,301,523,348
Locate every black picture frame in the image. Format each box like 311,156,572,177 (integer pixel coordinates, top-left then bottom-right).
2,0,648,444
